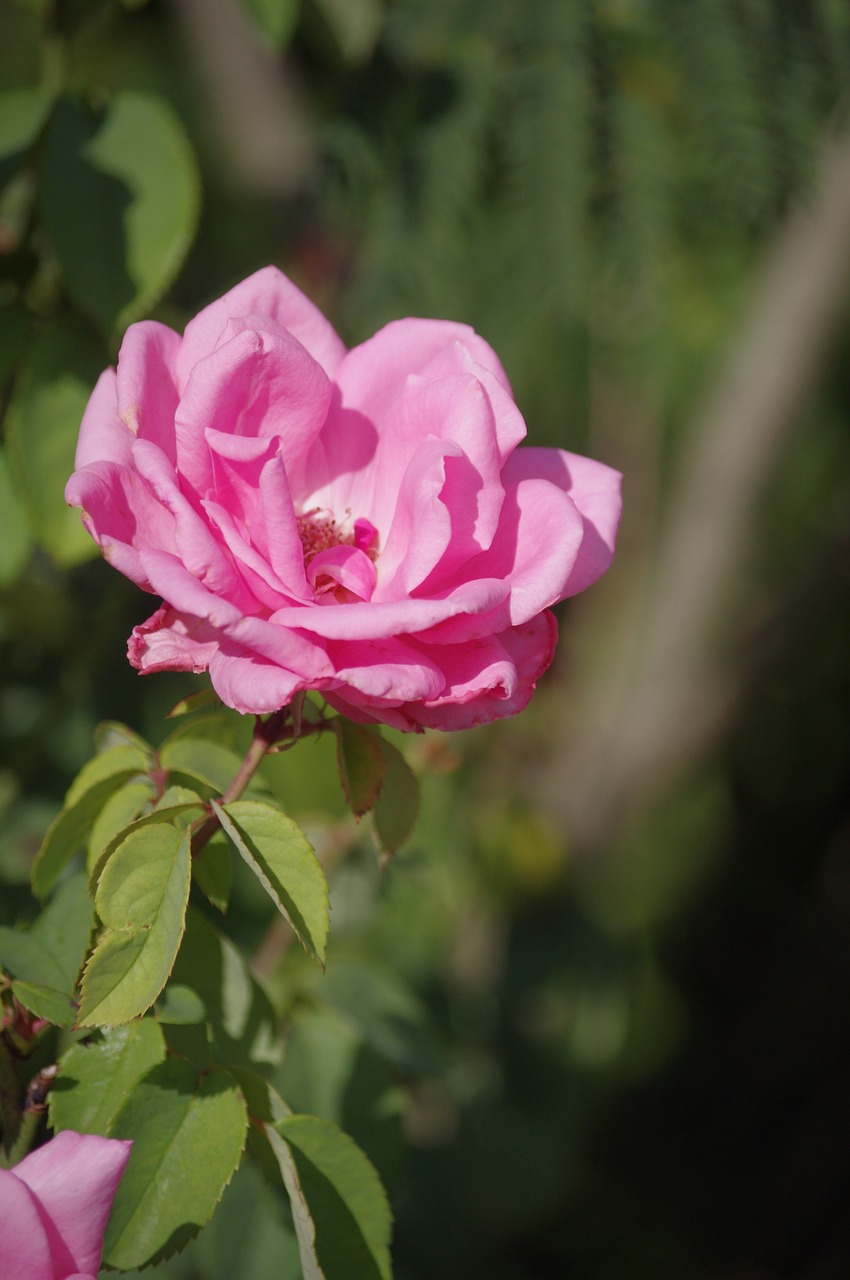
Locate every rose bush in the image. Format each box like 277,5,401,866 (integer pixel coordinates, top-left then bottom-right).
66,268,621,730
0,1130,131,1279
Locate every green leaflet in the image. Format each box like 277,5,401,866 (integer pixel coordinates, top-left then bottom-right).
192,832,233,914
269,1114,393,1280
103,1059,248,1269
159,734,249,795
50,1019,166,1136
334,720,385,818
77,824,191,1026
31,745,151,898
0,872,92,996
170,909,281,1073
214,799,329,965
39,92,200,336
373,739,420,855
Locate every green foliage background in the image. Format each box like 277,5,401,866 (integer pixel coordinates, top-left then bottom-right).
2,0,850,1276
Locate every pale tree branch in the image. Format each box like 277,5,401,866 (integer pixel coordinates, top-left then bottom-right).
543,123,850,847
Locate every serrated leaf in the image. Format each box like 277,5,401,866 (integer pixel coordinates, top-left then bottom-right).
4,316,107,567
270,1114,393,1280
214,799,329,965
191,1158,302,1280
32,768,149,899
87,802,204,892
0,445,33,585
39,93,200,336
170,909,280,1072
50,1019,166,1136
334,720,385,818
154,984,205,1024
373,740,419,855
10,979,76,1027
193,832,233,913
77,824,191,1026
0,86,52,159
241,0,300,45
103,1059,248,1269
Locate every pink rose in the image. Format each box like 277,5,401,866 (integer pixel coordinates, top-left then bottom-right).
66,268,621,731
0,1130,131,1279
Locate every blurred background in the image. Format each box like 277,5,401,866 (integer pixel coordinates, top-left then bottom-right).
2,1,850,1276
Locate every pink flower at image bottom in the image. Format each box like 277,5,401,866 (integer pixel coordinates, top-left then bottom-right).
0,1130,131,1279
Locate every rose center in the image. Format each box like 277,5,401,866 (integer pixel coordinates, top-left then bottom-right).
296,512,351,565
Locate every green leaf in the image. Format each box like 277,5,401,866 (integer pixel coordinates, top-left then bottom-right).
39,92,200,336
77,824,191,1026
32,754,153,899
94,721,152,755
10,979,76,1027
270,1114,393,1280
318,958,441,1075
104,1060,248,1269
87,801,204,891
334,720,385,818
193,832,233,913
0,86,52,160
214,799,329,965
170,909,280,1072
154,983,205,1024
166,687,221,718
373,740,419,855
241,0,300,46
4,316,107,566
0,445,33,586
160,735,247,795
191,1158,302,1280
66,743,151,807
50,1019,166,1136
0,874,93,1008
86,780,153,874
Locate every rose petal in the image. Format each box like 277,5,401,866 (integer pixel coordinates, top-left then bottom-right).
411,612,558,730
0,1168,54,1280
115,320,182,463
175,266,347,385
129,605,220,674
459,464,586,625
73,368,133,470
308,545,377,602
174,323,331,495
12,1131,132,1278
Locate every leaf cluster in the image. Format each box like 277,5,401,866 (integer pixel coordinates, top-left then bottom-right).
0,705,421,1275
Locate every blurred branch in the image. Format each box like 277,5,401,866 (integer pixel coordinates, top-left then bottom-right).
170,0,315,198
544,122,850,847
